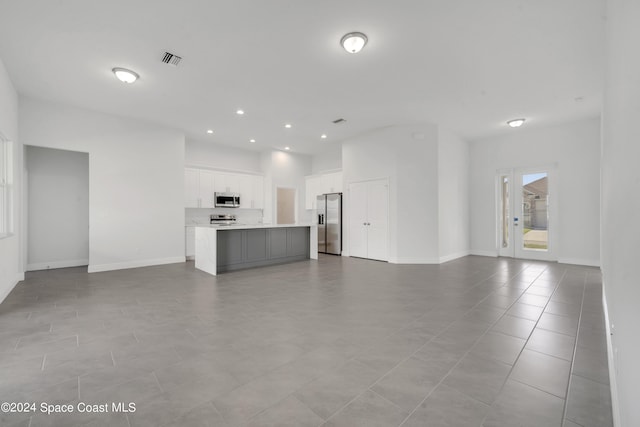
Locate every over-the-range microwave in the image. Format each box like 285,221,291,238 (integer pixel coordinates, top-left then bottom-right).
214,192,240,208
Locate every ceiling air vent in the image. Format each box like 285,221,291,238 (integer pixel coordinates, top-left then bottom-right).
161,52,182,67
332,118,346,124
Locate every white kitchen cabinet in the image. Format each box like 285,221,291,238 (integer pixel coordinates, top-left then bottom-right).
185,168,264,209
323,172,343,193
239,174,253,208
252,176,264,209
184,169,200,208
305,171,342,210
199,170,215,208
184,169,215,208
214,172,240,193
305,176,322,210
348,179,388,261
185,226,195,258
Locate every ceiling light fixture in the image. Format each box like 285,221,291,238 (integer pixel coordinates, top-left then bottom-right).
340,32,368,53
321,134,327,139
249,139,256,143
284,124,292,128
507,118,526,128
206,129,214,134
236,109,245,115
284,146,290,150
112,67,139,84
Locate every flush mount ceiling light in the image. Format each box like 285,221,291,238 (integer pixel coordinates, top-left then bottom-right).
507,118,526,128
340,32,368,53
112,67,139,83
284,124,292,129
321,134,327,139
249,139,256,143
206,129,214,134
284,146,290,150
236,109,245,115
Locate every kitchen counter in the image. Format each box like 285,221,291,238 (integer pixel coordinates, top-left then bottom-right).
195,224,318,275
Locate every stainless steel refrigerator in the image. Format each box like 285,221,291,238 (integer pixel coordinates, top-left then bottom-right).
317,193,342,255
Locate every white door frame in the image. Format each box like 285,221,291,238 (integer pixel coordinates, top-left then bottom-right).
496,166,558,261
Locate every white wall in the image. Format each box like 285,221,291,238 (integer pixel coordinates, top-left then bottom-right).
438,129,470,261
268,151,312,224
0,57,22,303
185,140,261,173
394,127,440,263
311,143,342,174
26,146,89,270
19,97,185,273
469,118,601,266
342,124,442,263
602,1,640,425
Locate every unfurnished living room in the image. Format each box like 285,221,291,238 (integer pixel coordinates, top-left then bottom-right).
0,1,638,427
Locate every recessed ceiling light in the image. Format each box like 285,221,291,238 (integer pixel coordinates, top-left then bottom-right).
507,118,526,128
284,124,292,129
206,129,214,134
236,109,245,115
249,139,256,143
321,134,327,139
340,32,368,53
284,146,290,150
112,67,139,83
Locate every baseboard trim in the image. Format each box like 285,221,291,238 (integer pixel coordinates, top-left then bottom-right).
88,256,186,273
602,284,621,427
470,250,498,257
0,273,24,304
27,259,89,271
388,257,440,264
558,258,600,267
439,250,471,263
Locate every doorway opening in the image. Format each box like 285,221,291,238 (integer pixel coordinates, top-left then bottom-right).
276,187,296,224
26,146,89,271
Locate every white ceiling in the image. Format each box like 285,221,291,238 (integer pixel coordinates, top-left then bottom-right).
0,0,605,154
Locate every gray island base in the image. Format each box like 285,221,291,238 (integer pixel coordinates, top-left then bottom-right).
195,224,318,275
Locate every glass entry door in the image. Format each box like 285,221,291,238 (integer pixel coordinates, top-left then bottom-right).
497,167,556,261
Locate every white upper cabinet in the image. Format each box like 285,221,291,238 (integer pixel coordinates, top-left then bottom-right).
252,176,264,209
184,169,200,208
238,174,253,208
324,172,343,193
214,172,240,194
199,170,215,208
185,168,264,209
305,175,322,210
305,171,342,210
185,169,216,208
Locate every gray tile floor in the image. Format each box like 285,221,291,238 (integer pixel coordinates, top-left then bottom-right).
0,255,612,426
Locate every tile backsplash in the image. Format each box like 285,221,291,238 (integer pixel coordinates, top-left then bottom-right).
185,208,263,225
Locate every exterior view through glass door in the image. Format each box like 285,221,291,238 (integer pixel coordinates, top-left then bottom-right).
497,168,556,261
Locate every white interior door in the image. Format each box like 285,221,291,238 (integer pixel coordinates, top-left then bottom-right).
497,167,556,261
366,179,389,261
348,181,368,258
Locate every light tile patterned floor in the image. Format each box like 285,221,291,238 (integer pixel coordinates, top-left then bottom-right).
0,255,612,426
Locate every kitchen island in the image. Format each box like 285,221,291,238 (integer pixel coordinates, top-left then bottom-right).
195,224,318,275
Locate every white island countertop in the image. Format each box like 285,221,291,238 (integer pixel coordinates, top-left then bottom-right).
195,224,317,276
195,223,315,230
